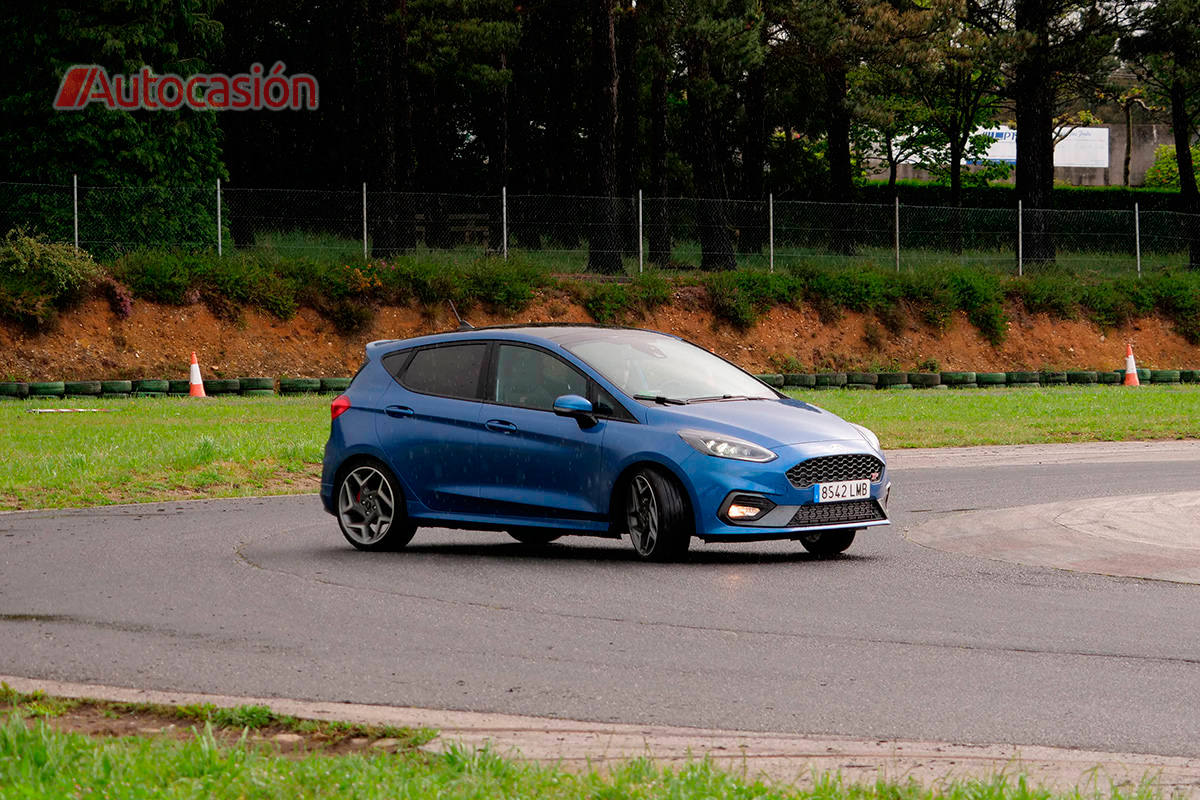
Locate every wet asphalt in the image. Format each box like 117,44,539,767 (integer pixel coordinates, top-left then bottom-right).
2,444,1200,756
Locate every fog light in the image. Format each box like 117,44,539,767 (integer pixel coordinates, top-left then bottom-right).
728,504,765,520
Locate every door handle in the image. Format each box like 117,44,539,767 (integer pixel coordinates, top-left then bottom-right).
485,419,517,433
385,405,415,418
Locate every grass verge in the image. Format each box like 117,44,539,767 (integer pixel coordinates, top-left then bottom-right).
2,388,1199,511
792,384,1200,449
0,703,1166,800
0,396,326,511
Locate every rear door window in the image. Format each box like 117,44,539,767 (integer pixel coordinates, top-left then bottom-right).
400,343,487,399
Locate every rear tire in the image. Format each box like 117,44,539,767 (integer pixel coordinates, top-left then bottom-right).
798,529,856,557
508,529,562,546
335,461,416,551
625,468,691,561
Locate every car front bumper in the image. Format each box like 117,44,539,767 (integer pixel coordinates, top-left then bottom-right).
680,439,891,540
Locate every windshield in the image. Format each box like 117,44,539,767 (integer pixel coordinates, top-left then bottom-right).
564,332,777,402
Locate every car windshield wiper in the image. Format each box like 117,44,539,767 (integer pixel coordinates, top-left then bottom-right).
685,394,766,403
633,393,686,405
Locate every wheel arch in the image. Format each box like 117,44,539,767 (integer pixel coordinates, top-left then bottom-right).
331,449,415,513
608,458,698,536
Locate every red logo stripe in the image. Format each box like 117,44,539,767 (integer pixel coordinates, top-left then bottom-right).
53,66,94,109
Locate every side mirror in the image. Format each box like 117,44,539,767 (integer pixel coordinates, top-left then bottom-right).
553,394,597,427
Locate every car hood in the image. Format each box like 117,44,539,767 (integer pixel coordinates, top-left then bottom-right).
647,397,874,449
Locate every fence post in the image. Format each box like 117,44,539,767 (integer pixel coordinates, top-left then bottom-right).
638,189,644,274
768,193,774,273
1134,202,1141,278
216,179,222,257
72,174,78,253
1017,200,1023,277
501,186,508,260
894,196,900,273
362,182,368,261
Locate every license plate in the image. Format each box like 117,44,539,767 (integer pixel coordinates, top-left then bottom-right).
814,480,870,503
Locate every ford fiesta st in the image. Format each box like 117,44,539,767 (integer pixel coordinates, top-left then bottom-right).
321,325,890,560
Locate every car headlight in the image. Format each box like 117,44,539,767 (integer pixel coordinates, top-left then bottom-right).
679,429,777,463
850,423,881,452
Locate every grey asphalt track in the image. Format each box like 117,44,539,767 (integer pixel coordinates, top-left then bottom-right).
2,442,1200,758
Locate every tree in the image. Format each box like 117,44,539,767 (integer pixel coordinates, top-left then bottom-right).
676,0,764,269
1121,0,1200,267
1006,0,1121,262
0,0,225,252
588,0,623,273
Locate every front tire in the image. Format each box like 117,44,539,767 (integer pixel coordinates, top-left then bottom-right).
336,461,417,551
625,468,691,561
798,529,856,557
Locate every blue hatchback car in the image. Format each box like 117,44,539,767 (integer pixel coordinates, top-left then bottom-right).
321,325,890,560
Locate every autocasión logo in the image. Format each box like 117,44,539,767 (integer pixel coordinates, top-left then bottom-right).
53,62,318,111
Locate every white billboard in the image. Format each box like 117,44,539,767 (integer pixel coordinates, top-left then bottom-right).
978,126,1109,168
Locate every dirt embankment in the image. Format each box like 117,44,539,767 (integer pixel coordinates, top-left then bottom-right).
2,291,1198,381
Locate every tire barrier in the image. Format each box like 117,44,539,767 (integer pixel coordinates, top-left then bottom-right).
1,365,1195,404
815,372,847,388
279,377,321,394
64,380,102,397
28,381,65,397
203,379,241,395
240,377,276,392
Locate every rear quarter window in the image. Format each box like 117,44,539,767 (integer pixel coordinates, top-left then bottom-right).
398,343,487,399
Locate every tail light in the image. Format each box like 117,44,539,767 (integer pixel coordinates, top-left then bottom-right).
331,394,351,420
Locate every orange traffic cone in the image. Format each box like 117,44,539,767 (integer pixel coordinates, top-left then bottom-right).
1123,344,1139,387
188,351,207,397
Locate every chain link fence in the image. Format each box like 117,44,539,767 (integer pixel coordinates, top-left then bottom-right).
3,180,1198,275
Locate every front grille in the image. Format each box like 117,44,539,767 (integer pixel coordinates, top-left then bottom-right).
786,454,884,489
788,500,885,528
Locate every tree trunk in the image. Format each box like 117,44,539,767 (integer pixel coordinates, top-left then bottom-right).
1013,0,1056,265
1170,77,1200,269
1123,102,1133,187
824,67,855,255
739,18,768,254
616,1,640,256
647,0,671,266
588,0,623,274
688,49,735,271
373,0,416,255
948,135,965,254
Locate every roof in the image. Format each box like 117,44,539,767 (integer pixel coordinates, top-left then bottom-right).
366,324,680,356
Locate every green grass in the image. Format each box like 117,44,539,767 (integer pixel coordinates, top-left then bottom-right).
0,712,1166,800
0,396,327,511
0,684,434,747
790,384,1200,449
3,388,1199,510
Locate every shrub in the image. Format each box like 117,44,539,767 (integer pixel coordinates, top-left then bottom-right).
1012,275,1081,318
583,283,632,324
1143,144,1200,190
581,273,673,324
704,272,758,329
947,268,1008,345
109,249,194,305
0,229,102,330
1148,272,1200,344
